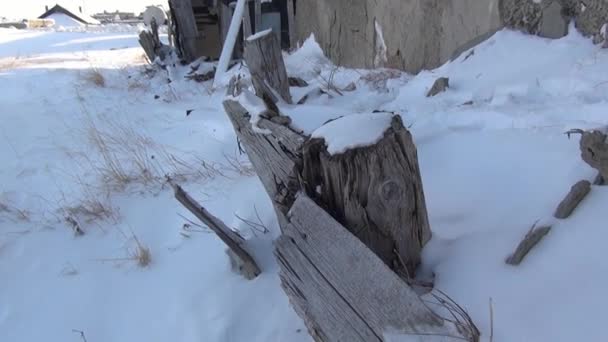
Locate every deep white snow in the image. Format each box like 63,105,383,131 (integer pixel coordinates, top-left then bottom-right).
2,22,608,342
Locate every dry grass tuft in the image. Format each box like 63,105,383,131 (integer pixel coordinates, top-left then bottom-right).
84,68,106,87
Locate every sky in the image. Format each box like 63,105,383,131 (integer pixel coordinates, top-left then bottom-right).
2,0,167,19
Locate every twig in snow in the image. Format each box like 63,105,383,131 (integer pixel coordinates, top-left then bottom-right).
71,329,88,342
505,220,552,265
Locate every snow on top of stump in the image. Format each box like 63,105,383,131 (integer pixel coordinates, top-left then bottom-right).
311,112,394,155
247,28,273,41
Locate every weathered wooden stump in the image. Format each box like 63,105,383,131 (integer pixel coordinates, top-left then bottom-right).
222,98,476,341
244,29,293,104
301,115,431,277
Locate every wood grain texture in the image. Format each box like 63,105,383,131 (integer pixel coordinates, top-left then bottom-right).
222,100,471,341
554,180,591,219
244,30,293,104
276,194,457,341
300,115,432,278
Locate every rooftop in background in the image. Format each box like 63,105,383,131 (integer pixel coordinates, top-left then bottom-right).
38,4,100,25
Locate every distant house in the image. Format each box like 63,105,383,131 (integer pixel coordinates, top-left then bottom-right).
39,4,100,26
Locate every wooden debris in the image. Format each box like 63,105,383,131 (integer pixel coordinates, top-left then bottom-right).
579,129,608,181
244,29,293,104
222,99,474,340
171,182,260,279
300,115,432,277
506,222,552,265
288,76,309,87
185,67,216,82
554,180,591,219
594,172,604,185
286,0,297,49
426,77,449,97
168,0,199,63
276,194,462,341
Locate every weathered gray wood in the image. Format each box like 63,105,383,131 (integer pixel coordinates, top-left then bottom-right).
139,30,157,62
506,223,552,266
139,19,171,63
169,0,199,62
242,8,252,40
286,0,297,49
254,0,262,33
222,99,305,222
221,100,474,341
276,194,463,341
554,180,591,219
219,1,232,46
427,77,450,97
242,2,252,39
301,115,432,278
579,130,608,181
172,183,260,279
244,30,293,104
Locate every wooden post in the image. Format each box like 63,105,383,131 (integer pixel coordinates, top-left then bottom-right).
219,0,232,44
168,0,199,62
244,29,293,103
254,0,262,33
300,115,432,277
221,99,477,341
242,2,252,39
286,0,296,49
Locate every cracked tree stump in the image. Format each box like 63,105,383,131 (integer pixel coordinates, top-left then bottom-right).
222,98,475,341
301,115,431,278
244,29,293,104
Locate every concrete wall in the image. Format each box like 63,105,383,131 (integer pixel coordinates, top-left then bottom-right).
295,0,608,74
296,0,502,74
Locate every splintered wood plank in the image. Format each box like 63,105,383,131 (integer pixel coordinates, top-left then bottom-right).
276,194,451,341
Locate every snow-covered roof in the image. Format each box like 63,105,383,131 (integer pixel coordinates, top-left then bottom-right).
39,4,100,25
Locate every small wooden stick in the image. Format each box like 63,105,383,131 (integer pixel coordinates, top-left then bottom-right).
506,221,552,266
171,182,260,279
554,180,591,219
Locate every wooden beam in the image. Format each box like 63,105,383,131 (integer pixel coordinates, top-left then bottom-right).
286,0,296,49
242,2,252,39
254,0,261,33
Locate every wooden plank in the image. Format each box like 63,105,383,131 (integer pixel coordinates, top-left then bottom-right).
276,194,455,341
219,0,232,44
554,180,591,219
172,183,261,279
286,0,296,49
242,2,253,39
169,0,200,62
254,0,262,33
244,29,293,103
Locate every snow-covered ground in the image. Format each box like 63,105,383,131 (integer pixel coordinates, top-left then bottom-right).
1,24,608,342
